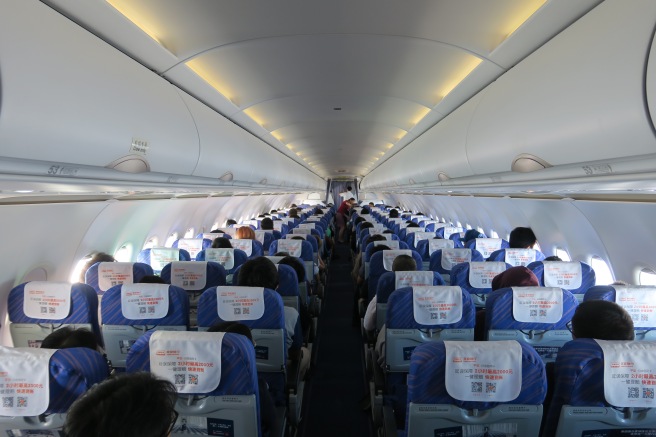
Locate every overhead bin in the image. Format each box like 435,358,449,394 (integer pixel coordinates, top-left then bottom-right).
0,1,323,191
362,1,656,191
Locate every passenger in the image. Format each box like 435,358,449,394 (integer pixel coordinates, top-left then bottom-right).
277,255,312,331
335,198,355,243
352,234,387,283
63,372,177,437
211,237,233,248
508,226,537,249
79,252,115,283
288,209,299,219
339,185,355,201
544,255,563,261
260,217,274,230
542,300,635,437
208,321,278,436
226,219,238,226
40,326,114,375
388,209,399,218
40,326,98,350
473,266,540,340
235,226,256,240
238,257,310,379
139,275,167,284
460,229,484,246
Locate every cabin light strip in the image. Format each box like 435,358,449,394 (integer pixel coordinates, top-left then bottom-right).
106,0,164,46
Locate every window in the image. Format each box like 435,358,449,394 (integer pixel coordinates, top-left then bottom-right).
555,248,571,261
477,226,485,235
489,230,499,239
114,244,132,262
533,241,542,253
639,268,656,286
184,228,195,239
70,256,92,283
590,256,614,285
165,232,178,247
143,237,158,249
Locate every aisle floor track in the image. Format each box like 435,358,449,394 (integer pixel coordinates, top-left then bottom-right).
298,242,374,437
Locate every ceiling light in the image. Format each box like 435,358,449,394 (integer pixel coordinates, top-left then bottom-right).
386,143,395,149
185,59,235,104
285,144,294,150
242,108,266,128
493,0,548,51
106,1,164,46
271,132,283,142
14,190,34,194
410,107,432,127
438,57,483,100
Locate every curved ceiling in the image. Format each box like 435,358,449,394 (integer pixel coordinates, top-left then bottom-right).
42,0,603,180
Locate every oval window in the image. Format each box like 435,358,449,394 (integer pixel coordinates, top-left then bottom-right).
165,232,178,248
590,256,614,285
114,244,132,262
639,268,656,286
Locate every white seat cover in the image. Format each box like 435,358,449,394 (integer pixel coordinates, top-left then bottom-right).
23,282,71,320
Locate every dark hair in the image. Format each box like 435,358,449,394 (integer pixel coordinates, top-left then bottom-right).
354,217,365,226
288,209,299,218
208,321,254,344
360,222,374,231
406,222,420,228
238,257,279,289
509,227,537,249
544,256,563,262
389,209,399,218
290,204,297,208
63,372,177,437
291,236,305,241
139,275,166,284
278,256,305,282
370,245,390,256
274,251,290,257
41,327,97,350
210,229,222,233
80,252,115,282
571,300,635,340
315,208,324,214
382,229,393,234
347,186,352,191
212,237,233,249
491,266,539,290
392,254,416,272
365,234,387,247
226,219,238,226
260,217,274,230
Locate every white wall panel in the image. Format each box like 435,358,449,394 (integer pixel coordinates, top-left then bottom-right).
0,1,200,175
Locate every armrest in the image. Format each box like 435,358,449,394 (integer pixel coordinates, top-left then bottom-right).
370,348,385,394
286,353,301,394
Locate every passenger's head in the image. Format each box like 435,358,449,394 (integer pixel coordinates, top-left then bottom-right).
80,252,115,282
491,266,539,290
406,222,420,228
544,256,562,262
139,275,166,284
389,209,399,218
211,237,233,248
347,186,352,191
370,245,390,257
570,300,634,340
278,256,305,282
226,219,238,226
260,217,274,230
392,255,416,272
40,327,98,350
235,226,256,240
238,257,279,289
360,222,374,231
368,202,374,207
288,209,299,218
461,229,484,245
290,204,297,208
63,372,177,437
208,321,254,345
508,227,537,249
365,234,387,247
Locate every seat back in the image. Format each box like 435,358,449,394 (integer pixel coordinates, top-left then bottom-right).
374,271,445,331
173,238,213,260
276,263,301,311
197,248,249,282
450,261,511,307
528,260,596,300
197,287,286,372
9,282,102,348
385,286,475,372
101,283,190,368
0,347,109,434
548,338,656,437
486,248,545,266
137,247,191,274
465,237,510,258
428,248,484,283
406,340,546,436
270,239,314,281
486,286,578,362
584,285,656,340
85,261,154,296
230,239,265,259
160,261,227,323
368,250,423,302
126,331,260,437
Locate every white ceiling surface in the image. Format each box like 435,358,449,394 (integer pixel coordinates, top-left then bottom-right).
42,0,602,179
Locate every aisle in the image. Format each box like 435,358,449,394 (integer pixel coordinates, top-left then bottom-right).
298,241,374,437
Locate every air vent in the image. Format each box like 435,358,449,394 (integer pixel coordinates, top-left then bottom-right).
105,155,150,173
259,178,268,185
511,154,552,173
219,172,234,182
437,172,450,182
408,178,416,184
337,169,347,173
